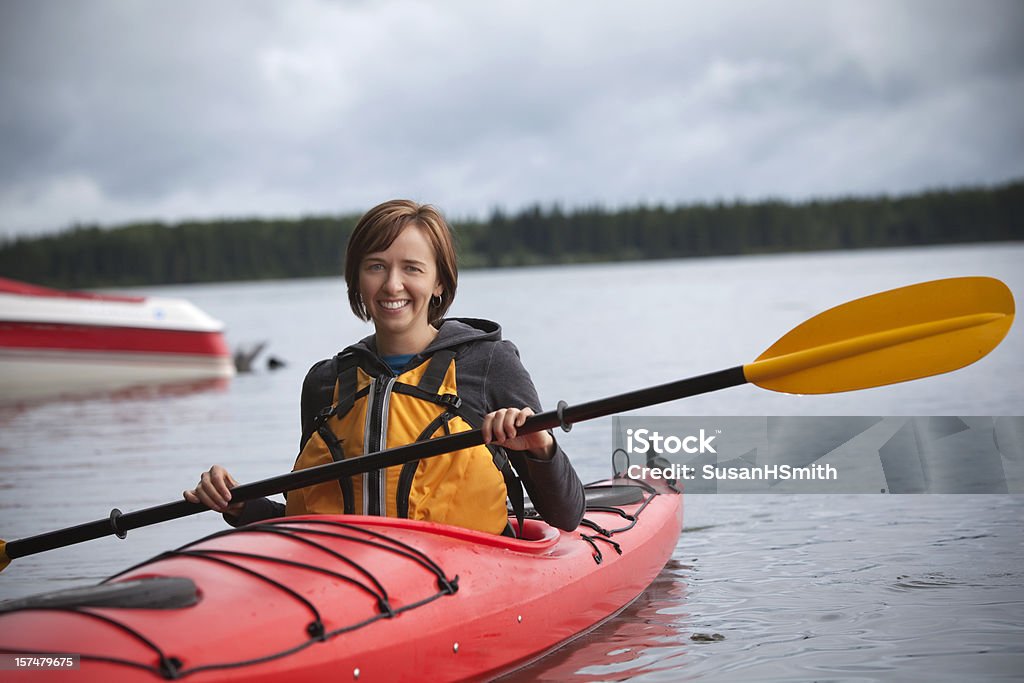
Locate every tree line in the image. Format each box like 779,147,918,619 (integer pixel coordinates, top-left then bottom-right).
2,181,1021,289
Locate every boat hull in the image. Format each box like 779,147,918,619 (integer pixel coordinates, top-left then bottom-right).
0,279,233,403
0,479,682,682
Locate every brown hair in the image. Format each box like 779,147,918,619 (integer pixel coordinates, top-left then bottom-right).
344,199,458,326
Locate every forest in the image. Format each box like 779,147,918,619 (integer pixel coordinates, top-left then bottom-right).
1,181,1021,288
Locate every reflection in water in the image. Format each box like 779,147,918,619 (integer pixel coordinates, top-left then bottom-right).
0,376,230,416
499,557,693,682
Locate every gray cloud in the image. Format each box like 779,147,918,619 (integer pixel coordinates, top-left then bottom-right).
1,0,1022,237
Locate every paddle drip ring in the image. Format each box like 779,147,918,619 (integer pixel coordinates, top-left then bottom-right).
109,508,127,540
556,400,572,432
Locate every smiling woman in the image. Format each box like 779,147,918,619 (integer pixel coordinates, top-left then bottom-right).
346,203,454,355
184,199,585,535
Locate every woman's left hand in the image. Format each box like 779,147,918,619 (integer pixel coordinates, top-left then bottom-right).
482,406,555,460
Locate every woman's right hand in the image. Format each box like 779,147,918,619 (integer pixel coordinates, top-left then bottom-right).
183,465,246,517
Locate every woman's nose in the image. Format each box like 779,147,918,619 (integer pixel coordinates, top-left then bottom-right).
383,269,404,292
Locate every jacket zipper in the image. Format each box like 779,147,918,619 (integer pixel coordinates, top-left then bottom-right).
363,376,395,516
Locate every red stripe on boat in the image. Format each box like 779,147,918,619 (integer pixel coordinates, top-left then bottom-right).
0,322,230,357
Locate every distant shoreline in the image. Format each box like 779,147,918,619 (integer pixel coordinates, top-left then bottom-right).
2,180,1021,289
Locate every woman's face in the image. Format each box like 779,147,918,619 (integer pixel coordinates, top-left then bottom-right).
358,223,443,350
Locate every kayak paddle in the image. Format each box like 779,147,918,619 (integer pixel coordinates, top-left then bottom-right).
0,276,1013,571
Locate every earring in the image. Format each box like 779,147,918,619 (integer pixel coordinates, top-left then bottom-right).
431,294,443,307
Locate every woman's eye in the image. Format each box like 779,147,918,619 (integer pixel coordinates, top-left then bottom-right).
367,263,384,272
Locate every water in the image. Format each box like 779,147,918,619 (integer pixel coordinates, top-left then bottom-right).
2,243,1023,681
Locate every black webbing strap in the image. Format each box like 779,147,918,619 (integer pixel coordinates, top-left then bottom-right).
390,383,462,410
318,424,355,515
483,445,525,538
502,455,526,538
417,349,456,394
334,351,359,418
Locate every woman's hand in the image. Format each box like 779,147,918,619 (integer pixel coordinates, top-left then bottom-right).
183,465,246,517
482,407,555,460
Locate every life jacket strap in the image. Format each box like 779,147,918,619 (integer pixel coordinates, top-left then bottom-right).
391,383,462,410
501,453,526,538
317,423,355,514
416,349,456,394
335,350,360,417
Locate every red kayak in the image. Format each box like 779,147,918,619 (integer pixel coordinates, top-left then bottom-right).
0,476,682,682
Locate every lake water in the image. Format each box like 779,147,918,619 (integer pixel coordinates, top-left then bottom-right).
2,243,1023,681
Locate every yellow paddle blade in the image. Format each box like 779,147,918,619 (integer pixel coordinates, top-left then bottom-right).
0,541,9,572
744,277,1015,394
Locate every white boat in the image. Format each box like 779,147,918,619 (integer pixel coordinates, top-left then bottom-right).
0,278,234,404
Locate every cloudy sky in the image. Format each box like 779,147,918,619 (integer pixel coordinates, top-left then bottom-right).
1,0,1022,239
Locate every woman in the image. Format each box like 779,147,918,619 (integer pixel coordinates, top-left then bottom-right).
185,199,585,534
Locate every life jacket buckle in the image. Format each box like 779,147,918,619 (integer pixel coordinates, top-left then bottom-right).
438,393,462,409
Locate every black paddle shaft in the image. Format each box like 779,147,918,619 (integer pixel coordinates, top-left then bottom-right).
4,366,747,561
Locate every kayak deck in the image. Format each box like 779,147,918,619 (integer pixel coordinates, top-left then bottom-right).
0,478,682,682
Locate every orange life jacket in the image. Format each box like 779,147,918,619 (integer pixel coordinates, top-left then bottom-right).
284,349,518,535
